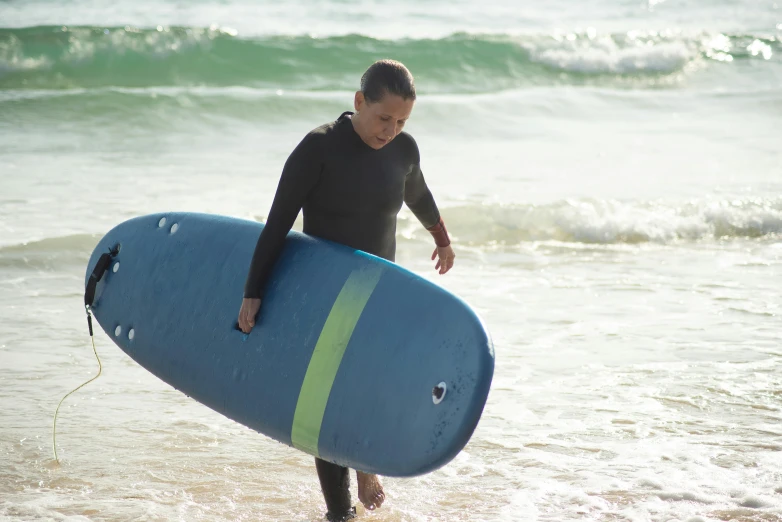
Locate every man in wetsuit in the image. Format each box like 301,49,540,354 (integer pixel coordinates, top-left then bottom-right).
236,59,455,522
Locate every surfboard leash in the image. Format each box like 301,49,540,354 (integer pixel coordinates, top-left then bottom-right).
52,247,117,464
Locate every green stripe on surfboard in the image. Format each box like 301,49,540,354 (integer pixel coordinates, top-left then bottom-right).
291,266,384,456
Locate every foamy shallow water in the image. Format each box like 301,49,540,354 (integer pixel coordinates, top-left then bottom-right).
2,233,780,521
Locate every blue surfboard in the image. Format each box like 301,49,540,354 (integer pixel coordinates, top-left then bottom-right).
85,212,494,477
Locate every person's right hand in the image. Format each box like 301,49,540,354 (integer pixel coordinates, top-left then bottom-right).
238,297,262,333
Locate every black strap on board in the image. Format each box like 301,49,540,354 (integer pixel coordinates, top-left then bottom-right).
84,244,120,334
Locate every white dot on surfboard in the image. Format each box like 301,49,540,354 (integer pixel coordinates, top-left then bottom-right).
170,223,179,234
113,262,120,273
114,326,122,337
432,382,447,405
158,217,167,228
128,329,135,340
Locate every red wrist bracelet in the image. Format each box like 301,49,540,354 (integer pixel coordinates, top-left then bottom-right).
426,217,451,248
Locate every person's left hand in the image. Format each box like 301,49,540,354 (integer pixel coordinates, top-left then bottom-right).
431,245,455,275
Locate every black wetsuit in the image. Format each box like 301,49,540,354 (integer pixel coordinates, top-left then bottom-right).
244,111,441,299
243,111,442,521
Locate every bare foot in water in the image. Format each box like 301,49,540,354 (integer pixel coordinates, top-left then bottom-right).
356,471,385,511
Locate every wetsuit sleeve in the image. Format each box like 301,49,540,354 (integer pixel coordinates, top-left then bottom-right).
403,141,441,229
243,133,323,299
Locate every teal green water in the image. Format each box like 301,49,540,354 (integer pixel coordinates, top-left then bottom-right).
2,25,780,92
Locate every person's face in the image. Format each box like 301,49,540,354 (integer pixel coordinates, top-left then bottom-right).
353,91,415,150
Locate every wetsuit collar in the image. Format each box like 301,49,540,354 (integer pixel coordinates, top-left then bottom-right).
337,111,375,151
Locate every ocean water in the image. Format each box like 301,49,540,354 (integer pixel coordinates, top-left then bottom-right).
1,0,781,520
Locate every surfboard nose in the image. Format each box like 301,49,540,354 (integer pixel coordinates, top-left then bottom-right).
313,271,495,477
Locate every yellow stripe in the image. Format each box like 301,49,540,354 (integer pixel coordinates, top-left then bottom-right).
290,266,383,456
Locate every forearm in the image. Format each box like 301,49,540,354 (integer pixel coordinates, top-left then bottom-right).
425,217,451,247
404,164,441,227
404,164,450,245
243,218,292,298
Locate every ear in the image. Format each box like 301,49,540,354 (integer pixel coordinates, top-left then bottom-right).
354,91,364,113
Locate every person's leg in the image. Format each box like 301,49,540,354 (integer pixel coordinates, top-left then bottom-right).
315,458,355,521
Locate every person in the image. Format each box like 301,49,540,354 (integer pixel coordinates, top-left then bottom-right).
236,59,456,522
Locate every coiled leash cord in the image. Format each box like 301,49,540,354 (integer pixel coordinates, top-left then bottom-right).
52,247,117,463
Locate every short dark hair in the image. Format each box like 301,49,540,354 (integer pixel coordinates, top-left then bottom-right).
360,59,416,103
